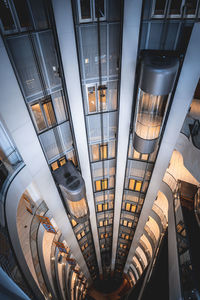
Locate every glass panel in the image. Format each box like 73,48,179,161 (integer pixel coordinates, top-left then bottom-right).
95,180,101,191
129,179,135,190
141,154,149,161
51,161,59,171
59,157,66,166
109,24,120,76
29,0,49,30
88,86,96,113
80,0,91,19
95,0,105,18
98,86,107,111
136,90,167,140
100,143,108,160
126,203,131,211
52,91,66,123
103,203,108,210
0,0,15,31
99,221,103,227
31,104,46,131
128,222,132,228
108,81,118,110
133,149,140,160
71,219,77,227
135,181,142,192
185,0,197,15
154,0,166,15
92,144,100,161
131,205,136,213
123,220,127,226
169,0,182,15
13,0,32,28
43,101,56,126
67,197,88,219
7,36,42,98
98,204,102,212
102,179,108,190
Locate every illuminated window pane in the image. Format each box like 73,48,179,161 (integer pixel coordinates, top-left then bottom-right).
99,221,103,227
103,203,108,210
120,244,123,248
135,181,142,192
126,203,131,211
121,233,125,238
129,179,135,190
101,233,104,239
95,180,101,191
51,161,59,171
133,149,140,160
123,220,127,227
59,157,66,166
104,220,108,226
77,233,81,240
125,235,129,240
91,144,100,161
31,104,46,131
101,244,105,248
128,222,132,228
71,219,77,227
105,233,108,238
81,231,85,237
98,204,102,212
88,86,96,113
131,205,136,213
102,179,108,190
100,143,108,160
109,202,113,209
43,101,56,126
85,243,88,248
81,246,85,251
98,86,107,111
141,154,149,161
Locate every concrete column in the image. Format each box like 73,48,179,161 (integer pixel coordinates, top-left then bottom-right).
0,35,90,285
111,0,143,271
124,22,200,273
51,0,102,275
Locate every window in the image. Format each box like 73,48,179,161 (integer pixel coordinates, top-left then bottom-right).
87,84,107,113
129,179,142,192
185,0,197,15
128,222,132,228
98,204,102,212
78,0,106,22
95,178,108,191
132,149,149,161
91,143,108,161
13,0,32,29
51,156,67,171
99,220,103,227
71,219,77,227
0,0,16,32
169,0,182,16
153,0,166,15
31,94,67,132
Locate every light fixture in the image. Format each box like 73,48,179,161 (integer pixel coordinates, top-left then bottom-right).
53,160,89,223
133,54,179,154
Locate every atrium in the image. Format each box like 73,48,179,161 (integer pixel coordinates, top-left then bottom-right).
0,0,200,299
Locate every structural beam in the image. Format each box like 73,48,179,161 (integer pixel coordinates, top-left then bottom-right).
51,0,102,275
111,0,143,270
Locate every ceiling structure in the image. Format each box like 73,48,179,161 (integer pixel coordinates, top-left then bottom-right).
0,0,200,299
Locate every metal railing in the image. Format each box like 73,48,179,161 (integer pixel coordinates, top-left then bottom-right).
152,203,168,229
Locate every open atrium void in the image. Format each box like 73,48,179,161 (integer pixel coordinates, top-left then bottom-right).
0,0,200,299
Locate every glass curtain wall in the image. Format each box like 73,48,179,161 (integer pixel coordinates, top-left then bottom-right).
72,0,122,279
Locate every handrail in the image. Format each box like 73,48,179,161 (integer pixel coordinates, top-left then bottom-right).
163,171,178,193
30,201,49,298
152,203,168,229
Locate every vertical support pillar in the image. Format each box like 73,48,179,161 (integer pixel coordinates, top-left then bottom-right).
111,0,143,270
51,0,102,275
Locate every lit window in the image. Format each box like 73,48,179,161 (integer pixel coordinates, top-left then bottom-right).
95,180,101,192
98,85,107,111
123,220,128,227
121,233,125,239
51,161,59,171
98,204,103,212
103,203,108,210
100,233,104,239
133,149,140,160
77,233,81,240
128,222,132,228
125,235,129,240
131,205,136,213
88,86,96,112
102,179,108,190
141,154,149,161
99,220,103,227
105,233,108,238
31,103,46,131
100,143,108,160
126,203,131,211
129,179,135,190
101,244,105,248
43,101,56,126
59,157,66,166
71,219,77,227
81,231,85,238
104,220,108,226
